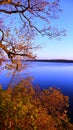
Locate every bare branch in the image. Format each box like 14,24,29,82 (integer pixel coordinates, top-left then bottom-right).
0,29,4,42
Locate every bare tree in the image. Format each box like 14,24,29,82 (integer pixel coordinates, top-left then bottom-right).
0,0,66,67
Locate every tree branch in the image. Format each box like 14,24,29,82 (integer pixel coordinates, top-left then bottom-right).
0,29,4,42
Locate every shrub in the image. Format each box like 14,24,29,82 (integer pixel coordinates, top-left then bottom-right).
0,79,73,130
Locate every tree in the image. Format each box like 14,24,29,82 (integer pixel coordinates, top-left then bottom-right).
0,80,73,130
0,0,66,68
0,78,73,130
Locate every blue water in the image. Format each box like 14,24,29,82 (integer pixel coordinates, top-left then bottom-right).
0,61,73,121
0,61,73,98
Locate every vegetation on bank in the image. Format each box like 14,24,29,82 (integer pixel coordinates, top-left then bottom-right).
0,78,73,130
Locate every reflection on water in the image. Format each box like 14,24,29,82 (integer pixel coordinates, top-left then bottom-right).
0,61,73,120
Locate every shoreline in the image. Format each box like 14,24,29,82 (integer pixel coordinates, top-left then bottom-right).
26,59,73,63
2,59,73,63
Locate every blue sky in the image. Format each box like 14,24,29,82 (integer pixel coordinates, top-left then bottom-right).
35,0,73,60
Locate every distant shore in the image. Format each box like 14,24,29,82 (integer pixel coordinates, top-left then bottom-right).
2,59,73,63
28,59,73,63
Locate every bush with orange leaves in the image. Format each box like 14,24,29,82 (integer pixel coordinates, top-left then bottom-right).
0,78,73,130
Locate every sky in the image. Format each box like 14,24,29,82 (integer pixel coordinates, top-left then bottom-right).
35,0,73,60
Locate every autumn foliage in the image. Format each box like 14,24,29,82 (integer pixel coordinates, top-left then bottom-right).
0,79,73,130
